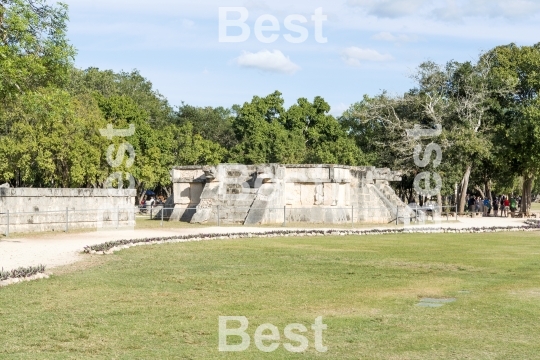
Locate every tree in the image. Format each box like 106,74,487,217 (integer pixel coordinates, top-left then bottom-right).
412,59,503,213
94,94,226,202
343,91,456,207
95,94,168,201
340,92,421,172
288,96,363,165
68,67,174,127
170,122,226,166
0,0,75,103
229,91,300,164
0,88,108,187
175,104,237,149
231,91,364,165
488,43,540,214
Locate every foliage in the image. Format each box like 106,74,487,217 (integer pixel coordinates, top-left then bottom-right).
341,55,515,206
0,88,108,187
1,0,539,204
230,91,365,165
0,0,75,103
175,103,237,149
68,67,174,127
488,43,540,211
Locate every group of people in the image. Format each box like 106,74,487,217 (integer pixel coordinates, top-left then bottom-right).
139,195,165,213
467,194,521,217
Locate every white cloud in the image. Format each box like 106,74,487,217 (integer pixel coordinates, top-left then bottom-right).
342,47,392,67
431,0,540,21
345,0,540,21
347,0,430,18
236,50,301,74
372,31,417,43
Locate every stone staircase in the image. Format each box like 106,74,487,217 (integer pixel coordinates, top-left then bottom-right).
218,188,259,224
371,184,414,223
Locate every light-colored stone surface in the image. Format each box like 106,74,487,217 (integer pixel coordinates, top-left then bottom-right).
0,226,289,271
0,217,530,272
170,164,414,225
0,188,136,234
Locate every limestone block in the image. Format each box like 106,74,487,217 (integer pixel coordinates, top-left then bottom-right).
331,183,339,206
285,167,330,183
314,184,324,205
190,183,204,204
285,183,296,205
333,167,352,183
323,183,334,206
300,184,315,206
306,167,330,180
174,183,191,205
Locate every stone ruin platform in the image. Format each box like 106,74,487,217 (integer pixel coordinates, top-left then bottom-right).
166,164,413,225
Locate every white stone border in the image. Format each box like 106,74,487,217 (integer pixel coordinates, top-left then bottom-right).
84,225,540,255
0,272,49,287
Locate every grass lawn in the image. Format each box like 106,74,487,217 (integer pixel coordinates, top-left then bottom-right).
2,232,540,359
531,202,540,211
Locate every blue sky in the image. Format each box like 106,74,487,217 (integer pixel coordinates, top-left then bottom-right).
64,0,540,115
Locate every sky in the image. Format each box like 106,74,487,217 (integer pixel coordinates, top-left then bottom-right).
63,0,540,115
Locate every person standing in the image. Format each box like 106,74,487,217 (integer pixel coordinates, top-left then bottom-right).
503,197,510,217
493,197,499,217
510,197,517,213
468,195,476,213
483,197,491,216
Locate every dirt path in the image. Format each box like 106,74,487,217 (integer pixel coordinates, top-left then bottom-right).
0,217,530,271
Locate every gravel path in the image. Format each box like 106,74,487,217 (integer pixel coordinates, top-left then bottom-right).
0,217,530,272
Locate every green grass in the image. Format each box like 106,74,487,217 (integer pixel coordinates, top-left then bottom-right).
2,232,540,359
531,202,540,211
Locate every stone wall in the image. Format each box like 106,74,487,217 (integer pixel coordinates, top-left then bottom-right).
169,164,413,225
0,188,136,234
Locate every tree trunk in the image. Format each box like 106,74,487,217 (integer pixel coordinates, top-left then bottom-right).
136,184,146,205
475,186,485,199
458,164,472,213
485,179,492,202
454,182,458,208
522,173,534,215
437,192,442,213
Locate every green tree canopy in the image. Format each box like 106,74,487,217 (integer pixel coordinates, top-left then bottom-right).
175,104,237,149
230,91,365,165
68,67,174,127
488,43,540,212
0,88,108,187
0,0,75,103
